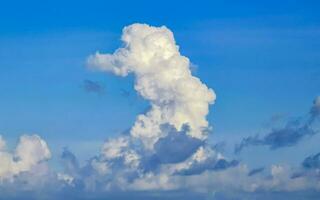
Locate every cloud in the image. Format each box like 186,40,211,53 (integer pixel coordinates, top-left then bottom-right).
82,79,105,94
22,23,231,193
291,153,320,193
61,148,80,178
248,167,265,176
171,144,238,176
175,157,239,176
1,23,319,199
262,113,287,128
235,126,316,153
0,134,51,180
302,152,320,170
138,124,204,172
235,97,320,153
88,23,216,148
84,23,228,189
152,124,203,164
82,24,320,197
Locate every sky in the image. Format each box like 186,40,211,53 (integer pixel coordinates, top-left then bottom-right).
0,0,320,199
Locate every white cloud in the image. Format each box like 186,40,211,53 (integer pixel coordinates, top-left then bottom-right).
88,23,216,149
85,23,235,191
85,24,320,196
0,135,51,181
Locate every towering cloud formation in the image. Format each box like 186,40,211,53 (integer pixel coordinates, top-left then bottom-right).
85,23,239,190
88,23,216,149
0,135,51,180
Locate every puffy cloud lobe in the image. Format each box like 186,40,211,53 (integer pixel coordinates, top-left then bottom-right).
57,126,238,192
174,146,238,176
88,23,216,149
83,23,230,190
235,97,320,153
0,135,51,180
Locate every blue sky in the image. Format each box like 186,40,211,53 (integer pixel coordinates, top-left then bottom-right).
0,1,320,199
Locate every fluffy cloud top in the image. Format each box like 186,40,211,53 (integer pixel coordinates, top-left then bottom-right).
78,23,235,191
88,23,216,149
0,135,51,180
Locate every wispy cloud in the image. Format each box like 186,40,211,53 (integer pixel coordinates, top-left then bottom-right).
248,167,265,177
235,97,320,153
302,152,320,170
82,79,105,94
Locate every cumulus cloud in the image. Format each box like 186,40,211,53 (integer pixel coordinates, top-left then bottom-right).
88,23,216,147
0,134,51,181
84,24,320,197
84,23,230,190
235,97,320,153
18,23,233,194
1,23,319,199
